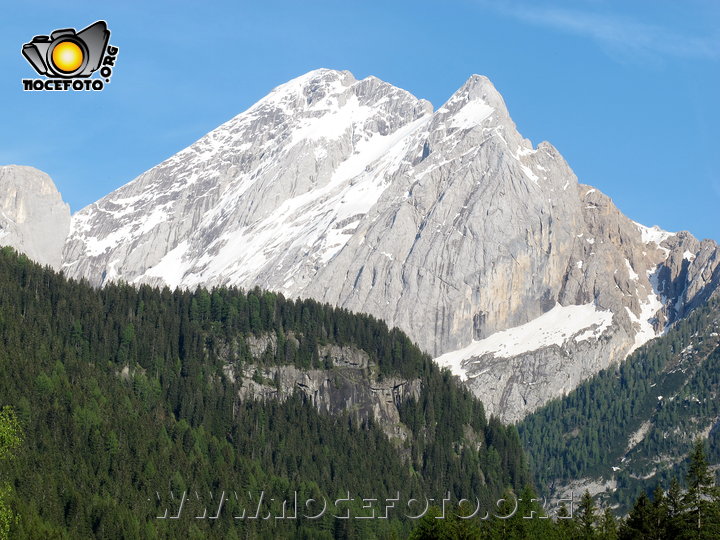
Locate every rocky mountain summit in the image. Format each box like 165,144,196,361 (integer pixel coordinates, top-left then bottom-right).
0,165,70,268
4,69,719,422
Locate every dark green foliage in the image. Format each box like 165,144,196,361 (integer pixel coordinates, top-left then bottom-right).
618,443,720,540
576,489,597,539
666,477,686,538
407,506,453,540
405,444,720,539
518,296,720,509
598,507,618,540
680,439,720,539
0,406,23,540
0,247,528,538
620,492,653,539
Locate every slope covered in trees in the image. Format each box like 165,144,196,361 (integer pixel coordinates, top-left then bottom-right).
518,293,720,509
404,440,720,539
0,247,528,538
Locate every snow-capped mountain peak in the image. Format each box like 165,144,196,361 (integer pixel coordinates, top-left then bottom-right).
57,69,720,422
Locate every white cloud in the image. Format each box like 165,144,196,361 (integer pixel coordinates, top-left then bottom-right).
479,2,720,60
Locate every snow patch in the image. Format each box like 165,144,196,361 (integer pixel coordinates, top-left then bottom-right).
290,95,373,144
625,259,639,281
142,240,190,289
634,222,674,253
435,303,614,380
625,268,665,354
519,163,539,184
449,99,494,129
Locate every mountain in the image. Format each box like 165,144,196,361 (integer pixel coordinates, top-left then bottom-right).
8,68,720,422
518,295,720,510
0,247,529,538
0,165,70,268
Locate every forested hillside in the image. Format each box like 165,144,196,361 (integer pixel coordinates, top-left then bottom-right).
519,294,720,509
0,247,528,539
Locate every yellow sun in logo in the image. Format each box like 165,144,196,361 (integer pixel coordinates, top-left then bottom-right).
52,41,83,73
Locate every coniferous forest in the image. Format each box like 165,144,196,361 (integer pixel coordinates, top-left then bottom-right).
2,246,720,538
518,294,720,511
0,247,530,538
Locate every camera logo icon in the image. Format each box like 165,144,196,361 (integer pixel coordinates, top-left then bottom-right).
21,20,119,91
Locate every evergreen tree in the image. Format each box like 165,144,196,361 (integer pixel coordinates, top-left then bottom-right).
518,295,720,511
598,507,618,540
451,500,482,540
0,247,532,538
576,489,598,539
648,484,668,540
682,439,720,539
408,506,453,540
556,502,579,540
0,407,22,540
620,492,652,539
507,485,554,540
666,476,686,539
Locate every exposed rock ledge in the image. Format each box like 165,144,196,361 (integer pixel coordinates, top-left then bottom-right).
223,339,421,443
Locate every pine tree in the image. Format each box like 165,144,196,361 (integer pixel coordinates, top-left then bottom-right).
648,484,668,540
0,407,22,540
620,492,652,539
666,476,686,538
598,507,618,540
408,506,454,539
509,485,554,539
449,500,482,540
682,439,720,539
576,489,598,539
556,502,579,540
0,248,534,538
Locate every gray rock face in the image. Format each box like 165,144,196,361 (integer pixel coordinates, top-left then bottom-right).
0,165,70,268
62,69,432,288
224,341,420,442
60,69,720,422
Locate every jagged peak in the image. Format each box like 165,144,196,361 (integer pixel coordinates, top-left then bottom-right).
445,74,507,110
431,74,511,134
244,68,432,120
273,68,356,93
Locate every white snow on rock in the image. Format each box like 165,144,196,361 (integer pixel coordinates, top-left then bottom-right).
435,303,614,380
625,259,639,281
625,268,665,354
450,99,494,129
634,222,674,248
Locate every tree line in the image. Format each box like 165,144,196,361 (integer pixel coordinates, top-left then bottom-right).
406,439,720,539
0,247,528,538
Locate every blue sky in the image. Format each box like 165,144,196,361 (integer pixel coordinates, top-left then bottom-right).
1,0,718,240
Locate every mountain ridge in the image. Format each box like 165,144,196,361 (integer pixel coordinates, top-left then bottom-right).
3,68,719,422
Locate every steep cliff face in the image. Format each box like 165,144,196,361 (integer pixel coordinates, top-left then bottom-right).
223,339,421,442
437,186,720,421
57,69,719,421
0,165,70,268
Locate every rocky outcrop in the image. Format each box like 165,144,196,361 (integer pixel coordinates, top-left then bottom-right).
224,342,420,442
0,165,70,268
463,320,632,423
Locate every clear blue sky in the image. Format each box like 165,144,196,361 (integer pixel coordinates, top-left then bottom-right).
2,1,718,240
